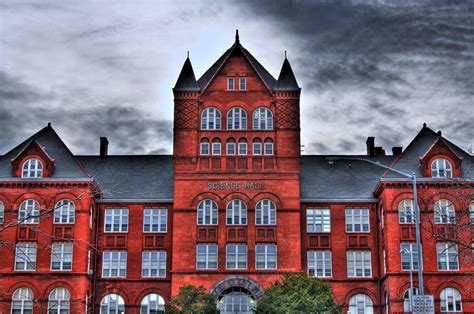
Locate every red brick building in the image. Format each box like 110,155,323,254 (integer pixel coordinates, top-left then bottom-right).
0,32,472,313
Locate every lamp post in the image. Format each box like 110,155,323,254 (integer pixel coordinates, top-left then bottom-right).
401,248,414,312
326,157,424,295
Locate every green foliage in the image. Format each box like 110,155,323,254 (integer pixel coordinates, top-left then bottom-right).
166,285,218,314
256,273,341,314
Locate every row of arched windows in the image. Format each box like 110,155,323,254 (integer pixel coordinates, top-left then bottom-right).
201,107,273,130
3,199,76,225
200,137,274,156
197,199,276,225
397,198,460,224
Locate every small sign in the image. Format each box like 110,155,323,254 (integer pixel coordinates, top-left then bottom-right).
207,181,264,191
412,295,434,314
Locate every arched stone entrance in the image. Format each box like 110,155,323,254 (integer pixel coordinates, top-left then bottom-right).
210,276,264,314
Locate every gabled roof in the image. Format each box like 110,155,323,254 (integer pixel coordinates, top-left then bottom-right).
173,57,200,92
274,57,300,91
0,124,89,179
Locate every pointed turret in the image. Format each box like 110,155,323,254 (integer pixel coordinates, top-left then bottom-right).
173,57,200,92
274,55,300,91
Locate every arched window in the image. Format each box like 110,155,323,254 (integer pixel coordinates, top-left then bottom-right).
226,138,236,155
253,107,273,130
255,199,276,225
11,287,33,314
403,288,419,312
201,107,221,130
0,201,4,224
226,200,247,225
212,138,221,156
434,199,455,224
48,287,70,314
19,199,40,224
197,199,218,225
398,199,415,224
238,138,248,155
252,138,262,156
200,138,210,155
431,158,452,178
54,200,75,224
348,294,373,314
140,294,165,314
227,107,247,130
440,288,462,312
100,294,125,314
22,159,43,178
264,138,274,156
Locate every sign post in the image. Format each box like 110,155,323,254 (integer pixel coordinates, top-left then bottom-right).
412,295,434,314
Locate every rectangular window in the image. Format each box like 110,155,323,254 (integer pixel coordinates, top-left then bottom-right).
143,209,167,232
345,209,370,232
15,242,37,271
102,251,127,277
212,143,221,155
142,251,166,277
307,251,332,277
196,244,218,269
347,251,372,277
400,243,419,270
256,244,277,269
264,143,274,155
226,143,236,155
238,143,247,155
51,242,73,271
253,143,262,155
87,250,92,274
200,142,210,155
239,77,246,90
104,209,128,232
306,209,330,232
227,78,235,90
226,245,247,269
437,243,459,271
0,202,4,223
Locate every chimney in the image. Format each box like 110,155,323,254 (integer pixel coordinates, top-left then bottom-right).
100,137,109,159
392,146,403,156
374,147,386,156
366,137,375,156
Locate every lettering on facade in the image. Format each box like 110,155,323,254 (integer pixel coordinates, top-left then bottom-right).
207,181,264,191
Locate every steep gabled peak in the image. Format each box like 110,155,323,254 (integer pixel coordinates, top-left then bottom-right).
274,56,300,91
173,57,200,92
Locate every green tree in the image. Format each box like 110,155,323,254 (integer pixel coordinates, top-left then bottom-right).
166,285,218,314
256,273,340,313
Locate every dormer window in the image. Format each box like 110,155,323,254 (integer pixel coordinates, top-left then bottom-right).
431,158,452,178
21,159,43,178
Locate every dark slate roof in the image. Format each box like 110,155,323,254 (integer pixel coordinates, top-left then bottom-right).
77,155,174,200
300,155,396,200
0,125,89,178
274,58,300,91
173,58,200,92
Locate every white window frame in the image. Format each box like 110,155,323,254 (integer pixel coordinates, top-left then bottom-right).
142,251,166,278
255,199,276,225
102,251,127,278
306,208,330,232
196,244,218,269
14,242,37,271
0,201,4,224
227,77,235,91
403,288,419,312
431,158,452,178
21,158,43,178
264,142,274,155
18,199,40,224
226,142,236,155
227,107,247,130
48,287,70,314
54,199,75,224
51,242,73,271
307,250,332,277
348,294,373,314
470,201,474,224
399,199,415,224
238,142,247,155
347,251,372,277
100,294,125,314
239,77,246,90
197,199,218,225
381,206,385,229
436,243,459,271
252,142,262,155
226,244,247,270
200,142,210,155
201,107,221,130
255,244,277,270
12,287,34,314
253,107,273,130
143,208,167,233
345,208,370,232
434,199,456,224
212,142,221,155
400,243,419,271
440,287,462,312
141,294,165,314
226,200,247,225
104,208,129,233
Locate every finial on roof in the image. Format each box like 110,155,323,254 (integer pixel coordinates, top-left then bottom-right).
437,130,442,136
48,122,51,127
187,51,189,59
235,29,239,44
285,50,287,59
423,122,426,128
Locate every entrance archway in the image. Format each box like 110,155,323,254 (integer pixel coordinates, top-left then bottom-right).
210,276,263,314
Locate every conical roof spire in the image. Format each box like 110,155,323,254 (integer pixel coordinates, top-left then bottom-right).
173,56,200,92
274,55,300,91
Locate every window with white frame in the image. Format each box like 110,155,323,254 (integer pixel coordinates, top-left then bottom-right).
345,208,370,232
383,249,387,274
54,199,75,224
348,294,373,314
470,201,474,224
264,140,274,155
196,244,218,269
100,294,125,314
403,288,419,312
226,139,236,155
380,206,385,229
431,158,452,178
104,209,129,232
87,250,92,274
256,244,277,269
238,140,247,155
255,199,276,225
141,294,165,314
398,199,415,224
142,251,166,277
212,140,221,155
227,77,235,91
347,251,372,277
227,107,247,130
51,242,73,271
201,107,221,130
307,250,332,277
436,243,459,270
48,287,70,314
22,158,43,178
144,208,167,232
0,201,4,224
226,200,247,225
400,243,419,270
239,77,246,90
434,199,455,224
200,139,210,155
18,199,40,224
226,244,247,269
12,287,34,314
197,199,218,225
102,251,127,277
252,140,262,155
15,242,37,271
440,287,462,312
306,208,330,232
253,107,273,130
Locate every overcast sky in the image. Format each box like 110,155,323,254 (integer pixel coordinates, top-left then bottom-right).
1,0,473,155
